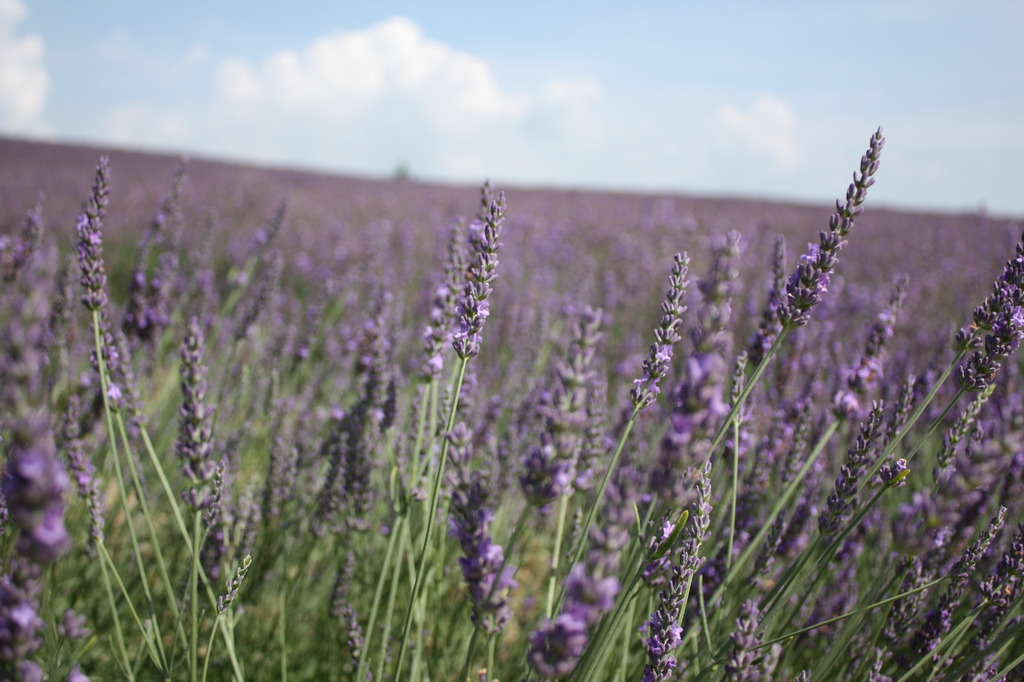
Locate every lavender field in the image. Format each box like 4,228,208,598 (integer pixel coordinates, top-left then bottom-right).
2,130,1024,681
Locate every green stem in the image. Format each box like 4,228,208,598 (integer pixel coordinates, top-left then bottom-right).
375,519,411,682
557,404,641,615
96,539,133,679
546,495,571,617
355,513,402,682
91,311,168,675
191,511,201,682
727,419,740,570
393,356,469,679
278,589,288,682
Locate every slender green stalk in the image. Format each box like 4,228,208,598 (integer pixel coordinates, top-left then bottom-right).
278,589,288,682
546,494,571,617
96,541,161,673
558,404,641,613
615,597,638,681
91,310,168,675
393,356,469,679
113,411,187,653
191,511,202,682
355,513,402,682
201,618,218,682
375,519,411,682
97,540,133,679
727,419,740,570
697,574,713,660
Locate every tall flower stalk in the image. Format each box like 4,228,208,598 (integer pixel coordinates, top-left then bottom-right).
393,183,506,680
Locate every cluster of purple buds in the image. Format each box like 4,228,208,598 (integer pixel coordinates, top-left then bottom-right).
0,560,46,682
3,414,72,565
819,402,885,537
420,219,468,380
905,508,1006,662
176,317,217,511
971,522,1024,653
834,276,907,420
631,253,690,409
1,295,71,678
453,184,505,360
1,199,43,284
651,351,729,506
780,128,884,328
520,307,601,507
747,236,787,366
447,423,516,634
75,157,111,313
726,600,778,681
646,458,712,587
642,564,687,682
956,234,1024,390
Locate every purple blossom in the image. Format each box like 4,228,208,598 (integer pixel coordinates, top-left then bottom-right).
780,128,885,328
447,423,516,634
631,253,690,409
453,184,505,360
527,612,589,679
176,316,216,511
74,158,111,313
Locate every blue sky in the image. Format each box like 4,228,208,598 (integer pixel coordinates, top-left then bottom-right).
3,1,1023,215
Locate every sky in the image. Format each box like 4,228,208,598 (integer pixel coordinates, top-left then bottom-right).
2,1,1023,216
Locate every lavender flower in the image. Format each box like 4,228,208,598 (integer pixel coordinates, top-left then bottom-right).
3,421,72,565
0,560,44,682
643,459,712,679
650,237,738,505
936,383,996,474
1,198,44,283
957,233,1024,391
447,423,516,634
453,184,505,360
726,600,775,681
312,295,394,534
905,508,1006,662
971,522,1024,652
780,128,885,328
747,235,787,366
834,276,908,419
643,564,687,682
520,307,601,507
818,401,885,537
57,610,90,640
75,157,111,313
177,316,216,511
632,252,690,409
1,254,71,566
421,219,469,381
217,554,252,613
527,612,589,679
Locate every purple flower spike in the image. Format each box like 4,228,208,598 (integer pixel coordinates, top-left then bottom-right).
176,316,216,512
453,183,505,360
632,253,690,410
75,157,111,313
781,128,884,329
527,612,589,679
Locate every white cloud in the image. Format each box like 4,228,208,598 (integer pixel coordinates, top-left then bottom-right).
216,17,530,127
202,17,603,179
0,0,48,132
718,94,799,169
